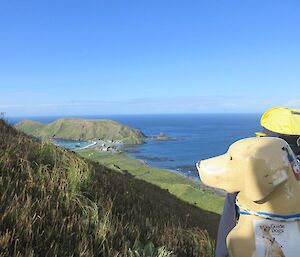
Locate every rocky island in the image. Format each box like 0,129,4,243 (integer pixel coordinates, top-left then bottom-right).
148,132,176,141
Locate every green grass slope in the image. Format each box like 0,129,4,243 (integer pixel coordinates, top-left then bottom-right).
14,119,46,137
78,149,225,214
0,119,220,257
15,118,145,144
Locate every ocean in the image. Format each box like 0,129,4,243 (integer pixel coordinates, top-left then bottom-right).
8,114,261,179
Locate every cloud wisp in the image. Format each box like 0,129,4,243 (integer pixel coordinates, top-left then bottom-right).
285,99,300,108
1,95,271,116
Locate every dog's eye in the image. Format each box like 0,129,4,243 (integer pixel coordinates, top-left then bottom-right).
229,156,233,161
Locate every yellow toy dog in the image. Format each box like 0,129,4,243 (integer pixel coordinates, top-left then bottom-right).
196,137,300,257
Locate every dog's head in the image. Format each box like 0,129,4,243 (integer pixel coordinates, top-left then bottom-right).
260,224,271,233
196,137,295,202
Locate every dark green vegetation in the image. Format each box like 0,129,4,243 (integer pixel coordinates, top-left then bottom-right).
79,149,224,214
15,118,145,144
0,119,220,257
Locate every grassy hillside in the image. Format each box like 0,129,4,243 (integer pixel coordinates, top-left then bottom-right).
0,119,220,257
15,118,145,144
79,149,224,214
15,119,46,135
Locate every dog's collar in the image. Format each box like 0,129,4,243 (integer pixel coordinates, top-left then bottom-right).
236,199,300,222
270,237,275,245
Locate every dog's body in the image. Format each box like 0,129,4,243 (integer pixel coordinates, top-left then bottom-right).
197,137,300,257
259,224,284,257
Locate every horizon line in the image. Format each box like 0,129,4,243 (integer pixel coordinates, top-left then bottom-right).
6,112,262,118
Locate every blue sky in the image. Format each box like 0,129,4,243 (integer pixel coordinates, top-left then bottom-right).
0,0,300,116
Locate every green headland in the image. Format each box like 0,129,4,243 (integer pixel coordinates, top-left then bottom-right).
15,118,145,144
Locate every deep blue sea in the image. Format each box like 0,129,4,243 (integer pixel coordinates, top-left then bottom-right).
8,114,261,179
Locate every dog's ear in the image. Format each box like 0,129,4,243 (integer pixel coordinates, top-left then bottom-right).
243,156,288,202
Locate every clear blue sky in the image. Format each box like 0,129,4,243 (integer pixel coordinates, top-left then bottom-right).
0,0,299,116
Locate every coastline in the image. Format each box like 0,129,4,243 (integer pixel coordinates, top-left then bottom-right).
76,141,97,150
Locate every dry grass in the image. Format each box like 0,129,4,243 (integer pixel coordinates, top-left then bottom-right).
0,119,220,257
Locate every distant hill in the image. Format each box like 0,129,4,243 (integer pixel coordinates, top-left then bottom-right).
15,118,145,144
1,119,219,256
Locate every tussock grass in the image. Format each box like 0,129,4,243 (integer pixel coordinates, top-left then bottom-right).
0,119,220,256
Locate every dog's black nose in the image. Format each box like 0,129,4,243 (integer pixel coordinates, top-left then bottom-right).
196,161,201,169
195,161,201,180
